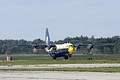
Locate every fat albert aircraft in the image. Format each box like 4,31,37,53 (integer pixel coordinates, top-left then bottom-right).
17,28,113,60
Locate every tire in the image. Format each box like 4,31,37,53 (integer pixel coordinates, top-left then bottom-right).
64,55,69,60
52,54,56,60
50,53,57,60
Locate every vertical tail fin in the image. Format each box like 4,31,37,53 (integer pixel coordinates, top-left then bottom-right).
45,28,50,45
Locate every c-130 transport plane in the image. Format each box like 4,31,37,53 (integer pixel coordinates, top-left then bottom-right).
14,28,113,60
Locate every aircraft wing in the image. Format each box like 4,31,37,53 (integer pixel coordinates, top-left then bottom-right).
17,44,56,49
93,43,115,46
76,43,115,49
17,44,46,49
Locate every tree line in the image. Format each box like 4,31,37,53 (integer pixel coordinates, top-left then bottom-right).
0,35,120,54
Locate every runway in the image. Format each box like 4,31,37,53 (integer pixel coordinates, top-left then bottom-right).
0,64,120,80
0,71,120,80
0,63,120,69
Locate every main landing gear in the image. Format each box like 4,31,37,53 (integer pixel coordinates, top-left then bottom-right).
50,53,70,60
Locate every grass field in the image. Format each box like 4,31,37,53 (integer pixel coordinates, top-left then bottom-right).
0,54,120,65
0,53,120,60
0,54,120,72
0,67,120,72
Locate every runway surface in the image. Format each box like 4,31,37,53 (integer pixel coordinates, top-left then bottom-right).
0,63,120,69
0,64,120,80
0,71,120,80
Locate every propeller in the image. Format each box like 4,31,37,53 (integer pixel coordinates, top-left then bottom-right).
87,44,94,55
87,44,94,50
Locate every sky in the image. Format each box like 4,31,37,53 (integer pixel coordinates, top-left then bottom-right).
0,0,120,41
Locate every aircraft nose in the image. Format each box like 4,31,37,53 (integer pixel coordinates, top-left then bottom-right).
68,46,75,55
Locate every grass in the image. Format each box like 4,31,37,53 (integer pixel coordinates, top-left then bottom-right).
0,53,120,60
0,54,120,72
0,54,120,65
0,60,120,65
0,67,120,72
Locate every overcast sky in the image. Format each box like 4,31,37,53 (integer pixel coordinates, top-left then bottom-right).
0,0,120,41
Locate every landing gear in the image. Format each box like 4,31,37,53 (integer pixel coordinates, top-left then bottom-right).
50,52,70,60
50,53,56,60
64,55,69,60
88,57,92,60
53,56,56,60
